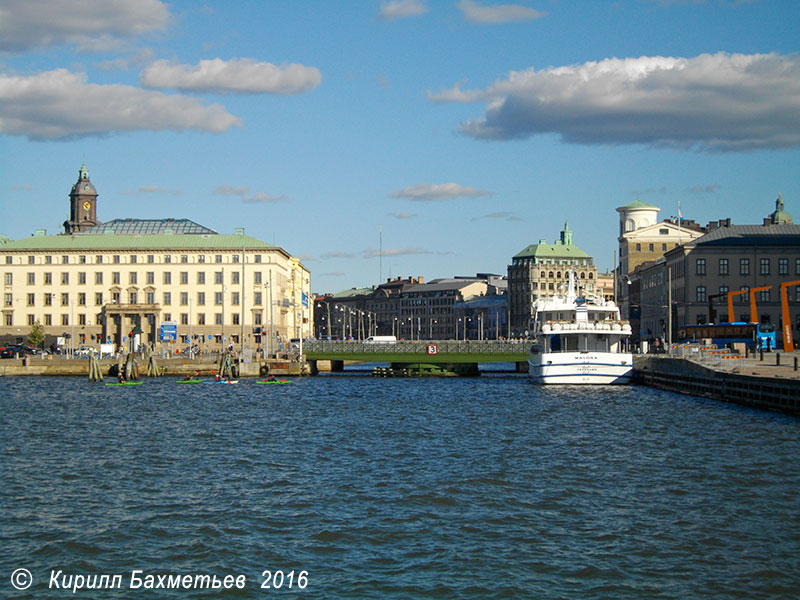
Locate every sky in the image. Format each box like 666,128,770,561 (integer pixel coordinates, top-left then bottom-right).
1,0,798,294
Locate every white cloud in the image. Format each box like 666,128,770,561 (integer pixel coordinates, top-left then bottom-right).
0,69,241,140
213,185,288,204
362,247,435,258
389,212,415,219
320,251,356,259
457,0,546,24
389,182,492,201
140,58,322,95
472,211,523,221
0,0,169,52
430,52,800,151
379,0,428,20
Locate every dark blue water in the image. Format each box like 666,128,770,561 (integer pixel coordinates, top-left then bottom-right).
1,375,799,599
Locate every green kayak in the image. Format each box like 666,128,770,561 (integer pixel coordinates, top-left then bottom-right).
176,379,203,383
256,379,291,384
105,381,144,386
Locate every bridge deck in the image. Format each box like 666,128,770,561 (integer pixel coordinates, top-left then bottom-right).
303,340,529,364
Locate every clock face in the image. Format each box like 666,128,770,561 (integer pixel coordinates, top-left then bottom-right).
84,185,90,191
83,201,91,210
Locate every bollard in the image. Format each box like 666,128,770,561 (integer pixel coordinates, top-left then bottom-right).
760,349,763,361
794,357,798,371
776,353,781,366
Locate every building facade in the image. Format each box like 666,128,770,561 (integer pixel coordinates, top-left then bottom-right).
631,196,800,346
507,223,597,336
1,164,311,354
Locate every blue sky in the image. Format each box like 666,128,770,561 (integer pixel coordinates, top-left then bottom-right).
1,0,798,293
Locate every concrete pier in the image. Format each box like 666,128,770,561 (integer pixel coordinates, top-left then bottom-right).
635,355,800,416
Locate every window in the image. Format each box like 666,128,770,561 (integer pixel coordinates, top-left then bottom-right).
649,243,654,252
3,273,11,285
739,286,750,303
95,292,103,305
231,292,240,305
796,258,800,275
61,272,69,284
215,271,224,284
198,255,206,264
129,292,137,304
740,258,750,275
197,292,205,306
181,313,189,325
636,243,641,252
147,255,155,264
62,314,69,326
61,293,69,306
163,292,172,305
79,314,86,326
164,255,172,264
95,272,103,285
44,314,52,325
254,313,262,325
255,255,262,263
111,292,120,305
27,293,35,306
254,292,262,305
44,294,53,306
78,272,86,285
197,313,206,325
112,272,121,284
696,286,707,302
45,255,52,264
232,271,239,284
719,258,729,276
180,292,188,306
719,285,729,296
113,255,120,264
130,255,137,264
779,258,788,275
4,313,12,326
759,289,770,302
215,292,223,305
163,313,172,322
27,273,35,285
232,255,239,264
96,255,103,264
181,255,188,264
146,291,155,304
146,272,155,284
254,272,262,284
197,272,205,285
62,255,69,264
79,255,86,264
215,255,223,263
232,313,240,325
129,272,137,285
180,272,189,284
662,243,667,251
28,255,35,264
760,258,770,276
163,272,172,284
78,293,86,306
696,259,706,275
27,314,35,325
215,313,223,325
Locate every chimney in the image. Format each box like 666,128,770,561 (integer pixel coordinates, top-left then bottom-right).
418,276,424,284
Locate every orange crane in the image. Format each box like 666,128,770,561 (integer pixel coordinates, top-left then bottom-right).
726,286,772,324
780,280,800,352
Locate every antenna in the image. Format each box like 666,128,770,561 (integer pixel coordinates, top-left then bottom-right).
379,225,383,285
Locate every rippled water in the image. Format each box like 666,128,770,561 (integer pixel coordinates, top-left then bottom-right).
1,375,799,599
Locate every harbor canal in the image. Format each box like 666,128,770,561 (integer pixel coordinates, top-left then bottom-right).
2,375,798,599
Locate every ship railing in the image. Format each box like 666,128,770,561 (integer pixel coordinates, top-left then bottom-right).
536,320,632,334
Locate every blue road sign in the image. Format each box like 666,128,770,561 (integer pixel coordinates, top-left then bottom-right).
160,321,178,342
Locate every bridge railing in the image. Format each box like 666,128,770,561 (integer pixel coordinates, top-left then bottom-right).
303,340,530,355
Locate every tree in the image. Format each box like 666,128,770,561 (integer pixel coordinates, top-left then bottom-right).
28,320,45,350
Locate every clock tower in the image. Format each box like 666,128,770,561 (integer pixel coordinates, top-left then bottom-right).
64,162,100,234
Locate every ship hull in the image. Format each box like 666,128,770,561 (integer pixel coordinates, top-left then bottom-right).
528,351,633,385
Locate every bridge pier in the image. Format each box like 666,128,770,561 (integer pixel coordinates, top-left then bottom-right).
331,360,344,372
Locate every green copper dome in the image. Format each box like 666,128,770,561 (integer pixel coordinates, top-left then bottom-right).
769,194,793,225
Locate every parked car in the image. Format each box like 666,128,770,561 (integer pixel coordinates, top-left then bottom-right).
0,345,35,359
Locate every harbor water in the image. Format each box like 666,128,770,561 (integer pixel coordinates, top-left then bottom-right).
1,375,799,599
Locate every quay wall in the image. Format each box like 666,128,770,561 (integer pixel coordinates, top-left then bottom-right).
634,356,799,416
0,357,301,378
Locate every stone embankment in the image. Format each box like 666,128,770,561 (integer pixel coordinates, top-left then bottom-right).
0,357,302,377
634,354,800,416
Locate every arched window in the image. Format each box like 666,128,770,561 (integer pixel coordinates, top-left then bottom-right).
580,272,586,279
548,271,554,278
556,271,561,278
540,271,546,278
588,273,594,279
625,219,635,232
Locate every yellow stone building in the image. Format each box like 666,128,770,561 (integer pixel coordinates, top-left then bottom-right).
1,164,311,355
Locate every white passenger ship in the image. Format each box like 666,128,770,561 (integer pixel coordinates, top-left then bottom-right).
528,272,632,384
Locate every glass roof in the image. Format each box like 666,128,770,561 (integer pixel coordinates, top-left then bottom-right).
79,219,217,235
